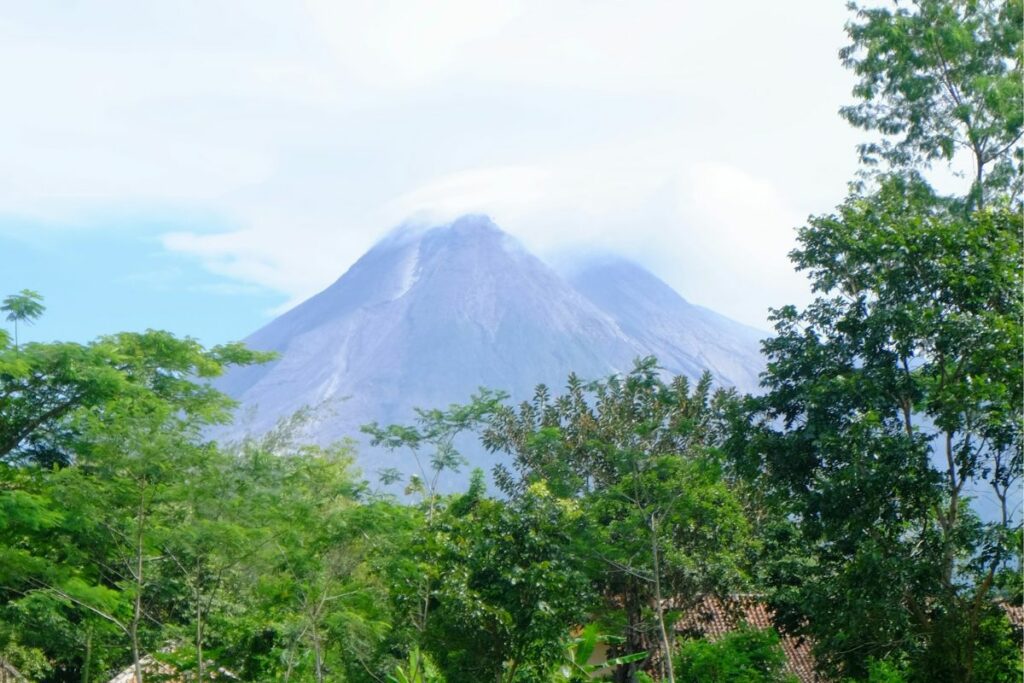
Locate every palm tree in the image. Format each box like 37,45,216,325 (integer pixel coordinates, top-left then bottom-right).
2,289,45,351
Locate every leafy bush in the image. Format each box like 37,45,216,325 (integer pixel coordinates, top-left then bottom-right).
388,647,445,683
854,657,908,683
675,626,797,683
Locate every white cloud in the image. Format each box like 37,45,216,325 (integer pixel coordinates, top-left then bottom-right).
303,0,527,88
671,163,810,324
381,148,810,327
1,0,867,328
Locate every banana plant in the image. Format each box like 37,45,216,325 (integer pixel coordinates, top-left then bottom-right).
553,624,648,681
388,647,444,683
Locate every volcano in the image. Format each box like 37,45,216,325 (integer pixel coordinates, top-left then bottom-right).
217,215,766,483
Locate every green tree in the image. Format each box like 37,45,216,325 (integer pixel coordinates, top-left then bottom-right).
363,389,507,524
362,390,506,643
1,289,45,351
675,626,798,683
220,431,387,683
0,329,270,467
735,177,1022,679
46,404,211,683
484,359,751,683
155,442,258,682
416,475,592,682
0,326,269,680
0,386,237,683
841,0,1023,207
726,2,1023,679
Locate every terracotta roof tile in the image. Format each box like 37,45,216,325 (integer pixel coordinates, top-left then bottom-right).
107,655,237,683
674,595,822,683
1,660,27,683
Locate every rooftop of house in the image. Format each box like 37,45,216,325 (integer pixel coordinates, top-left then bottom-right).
675,595,820,683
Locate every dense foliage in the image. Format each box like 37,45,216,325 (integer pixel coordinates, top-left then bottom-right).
675,627,797,683
720,1,1023,680
1,1,1020,681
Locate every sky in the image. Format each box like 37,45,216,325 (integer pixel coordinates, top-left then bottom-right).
0,0,868,346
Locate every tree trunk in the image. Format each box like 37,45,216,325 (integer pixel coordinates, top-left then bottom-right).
131,623,143,683
283,648,295,683
82,627,92,683
614,585,646,683
131,496,146,683
650,515,676,683
312,624,324,683
419,576,432,633
941,431,960,587
196,592,205,682
973,147,985,209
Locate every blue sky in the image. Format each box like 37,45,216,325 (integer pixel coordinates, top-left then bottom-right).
1,0,903,346
1,211,285,345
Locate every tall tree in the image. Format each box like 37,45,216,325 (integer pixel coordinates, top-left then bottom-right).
1,290,45,351
213,422,399,683
0,323,270,680
416,472,593,683
738,176,1022,679
484,359,751,683
47,405,211,683
363,390,506,639
841,0,1023,207
726,3,1024,679
0,329,270,466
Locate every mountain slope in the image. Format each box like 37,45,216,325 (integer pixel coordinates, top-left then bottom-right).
567,257,765,395
219,216,638,439
217,215,766,482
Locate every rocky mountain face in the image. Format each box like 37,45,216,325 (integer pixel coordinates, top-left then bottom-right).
567,257,764,396
216,215,766,484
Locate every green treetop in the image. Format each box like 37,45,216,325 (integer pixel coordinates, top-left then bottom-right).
841,0,1023,207
2,290,45,351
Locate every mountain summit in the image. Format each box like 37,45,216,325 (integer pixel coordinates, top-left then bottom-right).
217,215,765,478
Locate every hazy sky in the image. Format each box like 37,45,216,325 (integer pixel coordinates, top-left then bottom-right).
1,1,867,345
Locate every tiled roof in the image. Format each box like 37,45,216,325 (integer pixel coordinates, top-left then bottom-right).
107,656,177,683
674,595,822,683
1000,600,1024,630
1,660,27,683
107,655,237,683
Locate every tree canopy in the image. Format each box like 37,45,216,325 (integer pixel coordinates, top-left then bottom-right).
1,1,1021,682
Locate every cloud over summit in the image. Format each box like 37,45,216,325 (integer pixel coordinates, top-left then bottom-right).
1,0,862,328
